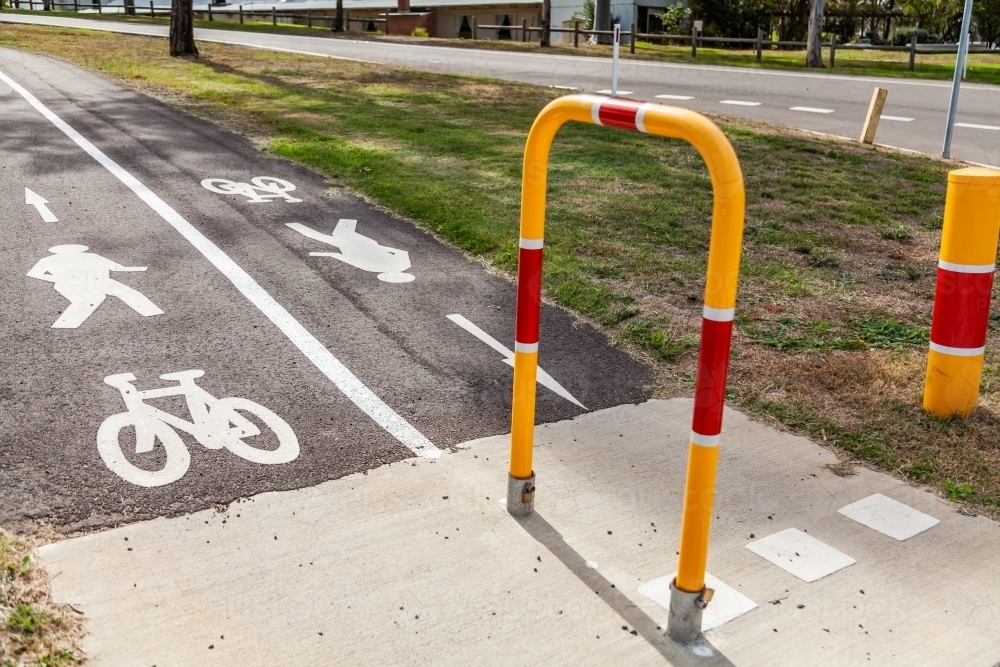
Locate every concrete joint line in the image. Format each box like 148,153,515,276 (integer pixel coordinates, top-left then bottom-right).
0,68,440,459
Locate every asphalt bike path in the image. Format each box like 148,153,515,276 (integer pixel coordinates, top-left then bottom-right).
2,13,1000,166
0,48,650,531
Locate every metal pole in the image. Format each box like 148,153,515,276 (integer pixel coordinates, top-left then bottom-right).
471,15,476,39
522,17,527,42
756,28,762,61
909,34,916,71
630,21,635,54
691,26,697,57
148,0,152,18
830,34,836,67
611,24,620,95
943,0,974,159
574,20,579,48
238,4,242,23
271,6,275,25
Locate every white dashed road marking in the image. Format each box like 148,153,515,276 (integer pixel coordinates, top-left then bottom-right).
0,68,442,459
789,106,834,113
596,89,633,96
746,528,855,582
639,572,757,631
956,122,1000,131
655,94,694,100
881,115,915,122
838,493,939,541
720,100,761,106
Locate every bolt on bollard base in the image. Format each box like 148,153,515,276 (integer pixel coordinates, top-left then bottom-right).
506,473,535,516
667,579,712,644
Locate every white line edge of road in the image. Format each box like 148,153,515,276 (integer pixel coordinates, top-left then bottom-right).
4,14,999,94
0,68,441,459
955,122,1000,131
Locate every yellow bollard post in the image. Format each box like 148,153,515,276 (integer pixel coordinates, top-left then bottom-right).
924,167,1000,418
506,94,745,644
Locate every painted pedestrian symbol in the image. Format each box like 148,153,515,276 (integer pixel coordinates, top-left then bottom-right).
26,245,163,329
97,370,299,487
286,220,416,283
201,176,302,203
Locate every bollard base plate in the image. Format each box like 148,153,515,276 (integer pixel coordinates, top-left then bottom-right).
506,473,535,516
667,578,705,644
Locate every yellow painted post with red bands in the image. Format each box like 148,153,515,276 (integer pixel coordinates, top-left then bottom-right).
508,94,745,641
924,167,1000,418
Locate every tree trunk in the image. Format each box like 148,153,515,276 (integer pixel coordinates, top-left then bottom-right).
169,0,198,57
805,0,825,67
594,0,610,43
334,0,343,31
540,0,551,46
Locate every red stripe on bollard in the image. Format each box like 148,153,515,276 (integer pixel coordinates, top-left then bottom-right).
514,248,543,345
691,317,734,437
597,99,640,132
931,268,994,350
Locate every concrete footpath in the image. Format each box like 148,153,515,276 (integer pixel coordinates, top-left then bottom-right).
39,399,1000,666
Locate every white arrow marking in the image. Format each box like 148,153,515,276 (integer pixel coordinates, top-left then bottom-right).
25,188,58,222
447,314,587,410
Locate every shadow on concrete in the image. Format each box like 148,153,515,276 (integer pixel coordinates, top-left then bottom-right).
516,511,735,666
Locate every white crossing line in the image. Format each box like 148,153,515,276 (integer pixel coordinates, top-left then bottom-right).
790,106,834,113
639,572,757,632
596,89,633,96
746,528,855,582
0,69,442,459
881,115,914,122
838,494,939,541
720,100,761,106
955,122,1000,131
655,94,694,100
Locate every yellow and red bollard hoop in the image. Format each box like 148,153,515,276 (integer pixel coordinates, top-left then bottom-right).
924,167,1000,418
506,94,745,643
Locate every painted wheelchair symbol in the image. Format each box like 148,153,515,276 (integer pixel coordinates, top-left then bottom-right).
97,370,299,488
200,176,302,203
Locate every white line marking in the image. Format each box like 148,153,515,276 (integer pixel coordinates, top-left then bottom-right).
0,69,440,459
746,528,855,582
25,187,58,222
880,115,914,122
447,314,586,410
938,259,995,273
955,122,1000,131
789,106,834,113
551,85,580,91
929,341,985,356
655,94,694,100
639,573,757,631
838,494,939,541
596,89,633,96
719,100,761,106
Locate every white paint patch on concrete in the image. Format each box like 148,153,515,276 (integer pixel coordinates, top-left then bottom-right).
838,493,939,541
746,528,855,582
201,176,302,203
789,106,834,113
596,89,633,95
25,187,57,222
881,115,915,122
655,94,694,100
27,245,163,328
0,69,440,459
955,122,1000,131
446,314,586,409
720,100,761,106
287,220,415,283
638,572,757,631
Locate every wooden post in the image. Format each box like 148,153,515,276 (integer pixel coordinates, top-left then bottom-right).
574,20,579,47
73,0,77,12
238,4,242,23
522,17,527,42
756,27,762,61
471,16,477,39
207,3,212,20
860,87,888,144
830,34,836,67
271,7,275,25
909,34,917,71
148,0,152,18
630,22,636,54
691,26,697,57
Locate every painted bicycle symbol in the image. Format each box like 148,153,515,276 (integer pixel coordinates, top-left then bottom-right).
97,370,299,487
200,176,302,203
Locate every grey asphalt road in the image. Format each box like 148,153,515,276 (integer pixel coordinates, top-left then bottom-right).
0,48,651,532
2,13,1000,165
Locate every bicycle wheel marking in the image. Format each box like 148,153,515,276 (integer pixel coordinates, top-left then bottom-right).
0,69,440,459
98,370,300,488
201,176,302,203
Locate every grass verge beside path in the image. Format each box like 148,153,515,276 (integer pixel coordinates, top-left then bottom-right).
1,25,998,518
0,530,82,666
4,9,1000,85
